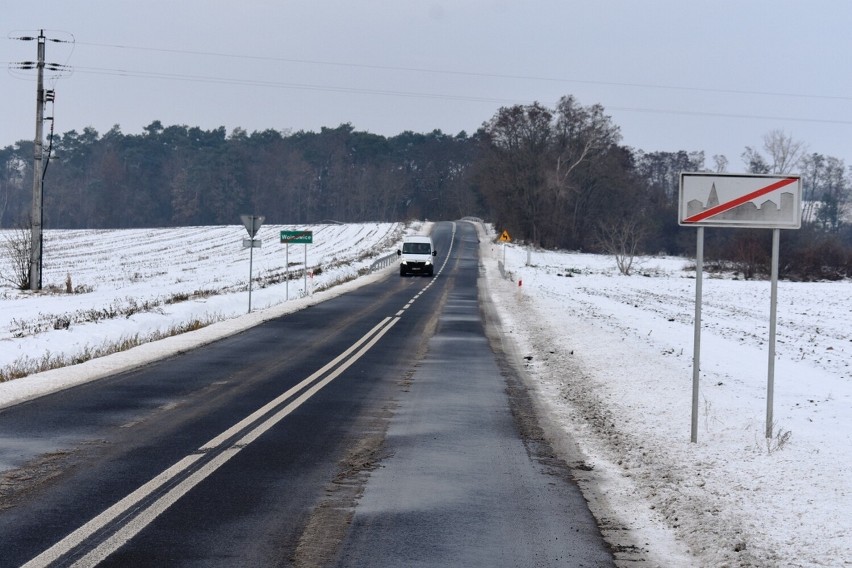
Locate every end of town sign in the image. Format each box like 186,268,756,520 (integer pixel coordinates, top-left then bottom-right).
678,172,803,442
679,172,802,229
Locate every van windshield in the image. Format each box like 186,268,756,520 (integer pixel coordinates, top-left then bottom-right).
402,242,431,254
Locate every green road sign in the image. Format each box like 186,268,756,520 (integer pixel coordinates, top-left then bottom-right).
280,230,313,244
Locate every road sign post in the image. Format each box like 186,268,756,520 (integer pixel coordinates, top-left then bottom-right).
285,241,289,300
679,173,801,442
240,215,265,313
280,230,314,301
691,226,704,443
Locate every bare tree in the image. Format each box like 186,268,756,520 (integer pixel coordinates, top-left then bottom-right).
549,96,622,247
741,146,771,174
1,224,32,290
551,97,620,188
798,152,849,229
815,156,847,231
481,102,554,245
597,216,645,275
762,129,807,174
712,154,728,173
799,152,825,224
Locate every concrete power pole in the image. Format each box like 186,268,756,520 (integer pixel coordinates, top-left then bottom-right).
11,29,68,290
29,30,46,291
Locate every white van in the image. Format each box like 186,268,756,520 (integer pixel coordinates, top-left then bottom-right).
397,235,437,276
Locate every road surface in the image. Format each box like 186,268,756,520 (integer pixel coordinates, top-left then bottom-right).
0,221,613,567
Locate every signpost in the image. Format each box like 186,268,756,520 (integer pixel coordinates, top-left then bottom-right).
280,230,314,300
679,173,802,442
240,215,265,313
497,230,511,267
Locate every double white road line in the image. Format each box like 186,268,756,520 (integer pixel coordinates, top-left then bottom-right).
24,316,400,568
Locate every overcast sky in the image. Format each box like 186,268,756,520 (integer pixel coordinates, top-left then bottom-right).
3,0,852,171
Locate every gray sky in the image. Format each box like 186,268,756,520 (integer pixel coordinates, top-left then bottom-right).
3,0,852,170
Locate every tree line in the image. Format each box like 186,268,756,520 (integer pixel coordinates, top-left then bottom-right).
1,95,850,279
0,122,480,229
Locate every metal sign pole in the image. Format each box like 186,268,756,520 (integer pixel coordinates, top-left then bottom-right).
285,243,290,301
248,244,254,314
280,230,314,300
691,227,704,443
240,215,264,313
766,228,780,438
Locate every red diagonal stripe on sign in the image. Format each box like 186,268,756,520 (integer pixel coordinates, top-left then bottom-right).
684,177,798,223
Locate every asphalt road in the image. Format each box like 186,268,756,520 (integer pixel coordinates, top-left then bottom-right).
0,221,614,567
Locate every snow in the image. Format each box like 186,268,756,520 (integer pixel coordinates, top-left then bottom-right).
480,230,852,567
2,221,850,567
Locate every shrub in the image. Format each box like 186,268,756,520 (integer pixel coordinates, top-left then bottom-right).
1,226,31,290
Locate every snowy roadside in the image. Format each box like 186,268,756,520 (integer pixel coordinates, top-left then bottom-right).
478,225,851,567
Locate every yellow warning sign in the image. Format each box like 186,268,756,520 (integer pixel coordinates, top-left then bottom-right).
498,230,511,242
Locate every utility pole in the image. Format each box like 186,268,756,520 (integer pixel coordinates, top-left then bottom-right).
11,30,69,290
30,30,46,290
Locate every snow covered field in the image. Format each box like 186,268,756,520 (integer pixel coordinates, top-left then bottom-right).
0,222,405,388
1,221,850,567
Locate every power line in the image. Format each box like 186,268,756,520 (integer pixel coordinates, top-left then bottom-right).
72,39,852,104
8,38,852,131
66,64,852,127
70,65,520,105
605,105,852,126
